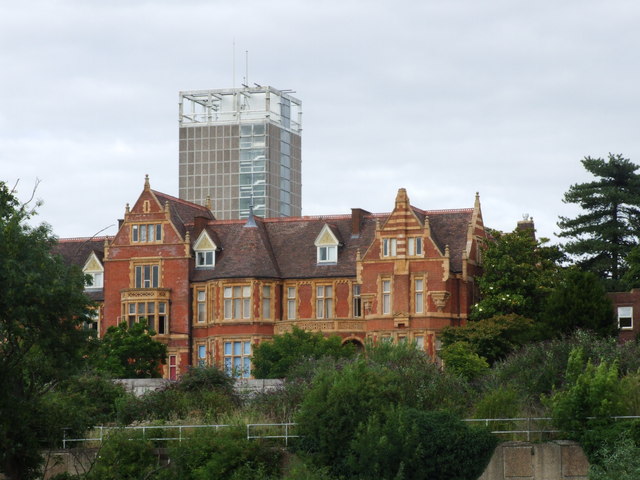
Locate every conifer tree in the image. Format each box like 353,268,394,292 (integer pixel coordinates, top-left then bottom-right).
558,154,640,286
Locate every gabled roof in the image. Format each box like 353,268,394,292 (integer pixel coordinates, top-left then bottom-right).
54,237,111,302
414,207,474,271
54,237,111,267
152,190,214,237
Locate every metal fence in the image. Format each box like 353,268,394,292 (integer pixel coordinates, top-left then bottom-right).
63,416,640,449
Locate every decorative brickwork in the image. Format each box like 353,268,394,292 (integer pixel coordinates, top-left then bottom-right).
57,178,487,378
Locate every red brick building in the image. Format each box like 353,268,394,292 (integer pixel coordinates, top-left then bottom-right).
608,290,640,343
57,177,487,379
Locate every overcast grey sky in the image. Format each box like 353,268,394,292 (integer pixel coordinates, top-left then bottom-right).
2,0,639,242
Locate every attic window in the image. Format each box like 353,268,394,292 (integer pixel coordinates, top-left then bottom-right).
318,245,337,263
193,230,217,269
82,252,104,290
314,224,340,265
196,251,214,267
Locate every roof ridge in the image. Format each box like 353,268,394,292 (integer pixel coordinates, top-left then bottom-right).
58,236,114,243
413,206,474,215
151,190,211,212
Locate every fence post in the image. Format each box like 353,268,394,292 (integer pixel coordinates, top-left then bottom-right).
527,418,531,442
63,428,66,449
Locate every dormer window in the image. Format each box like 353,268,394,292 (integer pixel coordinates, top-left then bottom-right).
314,224,341,264
196,250,214,267
318,245,337,263
193,230,218,269
82,252,104,290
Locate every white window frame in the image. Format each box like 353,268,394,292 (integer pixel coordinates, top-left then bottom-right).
196,250,215,268
317,245,337,264
618,306,633,330
196,290,206,323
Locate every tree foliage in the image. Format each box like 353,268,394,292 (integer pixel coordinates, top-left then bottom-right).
548,347,625,437
541,268,616,337
471,228,562,321
0,182,92,480
347,407,497,480
251,326,355,379
440,315,540,365
557,154,640,285
439,341,490,380
90,321,167,378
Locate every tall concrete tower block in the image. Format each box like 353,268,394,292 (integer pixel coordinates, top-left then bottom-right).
178,87,302,220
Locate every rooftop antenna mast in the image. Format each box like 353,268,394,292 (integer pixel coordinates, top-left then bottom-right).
245,50,249,86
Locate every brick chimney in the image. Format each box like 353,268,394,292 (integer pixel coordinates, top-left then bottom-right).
351,208,370,237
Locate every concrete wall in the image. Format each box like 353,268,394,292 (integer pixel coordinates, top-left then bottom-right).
479,441,589,480
41,440,590,479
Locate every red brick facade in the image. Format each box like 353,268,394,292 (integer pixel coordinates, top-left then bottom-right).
58,178,487,379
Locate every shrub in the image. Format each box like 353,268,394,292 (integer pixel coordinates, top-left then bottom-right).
294,359,401,473
251,327,355,379
175,366,235,395
347,407,498,480
160,427,282,480
588,432,640,479
439,341,490,380
473,386,522,420
86,430,159,480
548,347,625,438
116,367,238,424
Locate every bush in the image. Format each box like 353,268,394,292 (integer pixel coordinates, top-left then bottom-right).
175,366,235,394
347,407,498,480
294,359,401,473
439,341,490,380
116,367,238,424
251,327,355,379
548,347,625,438
86,430,159,480
116,387,236,425
588,432,640,479
160,427,282,480
473,386,522,420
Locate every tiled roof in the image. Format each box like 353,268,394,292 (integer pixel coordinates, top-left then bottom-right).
423,209,473,271
54,237,110,267
153,190,214,237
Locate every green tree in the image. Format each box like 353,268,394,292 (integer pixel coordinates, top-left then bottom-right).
439,341,490,380
347,407,497,480
294,359,402,474
542,268,617,337
0,182,92,480
557,154,640,286
90,321,167,378
471,228,562,321
440,314,541,365
251,326,355,379
548,347,625,437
